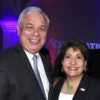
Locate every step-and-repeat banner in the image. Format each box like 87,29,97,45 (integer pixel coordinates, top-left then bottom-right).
0,0,100,65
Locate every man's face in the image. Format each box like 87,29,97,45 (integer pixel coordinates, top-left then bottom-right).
17,12,48,54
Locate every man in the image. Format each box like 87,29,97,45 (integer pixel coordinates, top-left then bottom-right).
0,6,53,100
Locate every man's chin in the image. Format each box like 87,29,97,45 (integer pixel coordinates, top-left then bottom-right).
31,48,41,53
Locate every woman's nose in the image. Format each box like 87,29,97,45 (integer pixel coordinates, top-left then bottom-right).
70,58,76,64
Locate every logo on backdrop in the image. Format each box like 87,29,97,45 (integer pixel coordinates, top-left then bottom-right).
46,38,100,54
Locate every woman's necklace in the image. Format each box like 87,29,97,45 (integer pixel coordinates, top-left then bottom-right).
67,84,73,91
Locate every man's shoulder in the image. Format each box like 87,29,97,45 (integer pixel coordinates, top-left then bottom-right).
0,43,23,57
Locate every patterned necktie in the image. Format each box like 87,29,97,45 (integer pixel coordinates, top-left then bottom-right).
33,55,46,99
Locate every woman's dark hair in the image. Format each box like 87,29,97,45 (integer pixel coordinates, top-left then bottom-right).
60,38,89,61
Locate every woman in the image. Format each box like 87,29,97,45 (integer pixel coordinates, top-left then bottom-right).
51,39,100,100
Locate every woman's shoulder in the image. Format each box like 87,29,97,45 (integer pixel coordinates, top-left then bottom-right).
89,76,100,83
53,76,66,88
85,74,100,86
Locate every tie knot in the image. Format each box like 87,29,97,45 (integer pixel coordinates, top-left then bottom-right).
33,55,37,61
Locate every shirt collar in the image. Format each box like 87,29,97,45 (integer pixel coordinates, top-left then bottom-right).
24,49,39,59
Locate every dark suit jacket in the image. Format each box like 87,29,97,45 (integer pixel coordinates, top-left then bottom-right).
0,43,53,100
50,74,100,100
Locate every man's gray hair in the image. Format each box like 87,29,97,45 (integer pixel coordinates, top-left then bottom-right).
18,6,50,28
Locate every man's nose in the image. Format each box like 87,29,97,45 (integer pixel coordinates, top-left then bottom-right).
34,29,39,36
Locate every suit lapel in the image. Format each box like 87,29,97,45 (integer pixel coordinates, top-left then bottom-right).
73,74,89,100
39,53,53,83
40,53,53,100
15,43,36,80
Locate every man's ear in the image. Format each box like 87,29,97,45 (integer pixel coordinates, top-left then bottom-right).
17,24,20,36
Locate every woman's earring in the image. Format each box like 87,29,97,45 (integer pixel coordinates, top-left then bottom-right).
62,67,64,72
84,66,87,72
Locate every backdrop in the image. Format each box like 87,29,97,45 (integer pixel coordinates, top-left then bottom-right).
0,0,100,65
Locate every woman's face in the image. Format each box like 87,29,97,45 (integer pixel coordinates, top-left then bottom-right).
62,47,87,77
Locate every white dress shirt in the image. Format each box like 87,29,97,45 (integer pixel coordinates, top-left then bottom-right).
24,50,49,100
